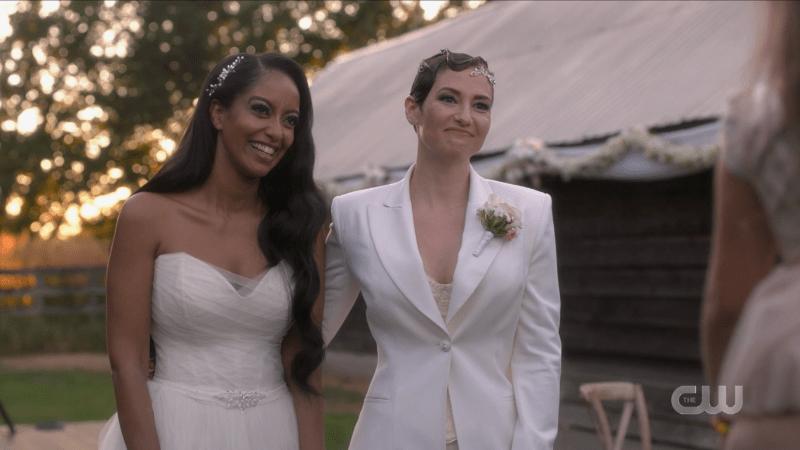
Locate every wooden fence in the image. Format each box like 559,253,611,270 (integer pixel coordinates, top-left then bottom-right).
0,266,107,315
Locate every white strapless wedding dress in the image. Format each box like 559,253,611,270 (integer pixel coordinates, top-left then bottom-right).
98,252,299,450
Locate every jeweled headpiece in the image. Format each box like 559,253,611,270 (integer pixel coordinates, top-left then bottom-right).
207,55,245,96
418,48,497,85
470,66,496,85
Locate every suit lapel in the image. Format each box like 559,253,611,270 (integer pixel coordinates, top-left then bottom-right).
447,167,504,324
367,166,447,332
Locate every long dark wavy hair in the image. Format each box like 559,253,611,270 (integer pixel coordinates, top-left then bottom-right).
409,49,494,107
138,53,326,394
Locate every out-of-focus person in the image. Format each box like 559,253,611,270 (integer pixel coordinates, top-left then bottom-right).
701,2,800,448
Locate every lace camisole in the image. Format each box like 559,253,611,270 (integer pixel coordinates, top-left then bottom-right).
427,274,457,444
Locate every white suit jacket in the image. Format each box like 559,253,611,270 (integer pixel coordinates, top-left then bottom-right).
324,165,561,450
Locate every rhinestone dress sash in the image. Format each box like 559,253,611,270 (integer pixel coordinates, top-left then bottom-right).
150,377,284,412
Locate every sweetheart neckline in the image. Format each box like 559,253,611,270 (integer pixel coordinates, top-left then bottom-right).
155,252,286,299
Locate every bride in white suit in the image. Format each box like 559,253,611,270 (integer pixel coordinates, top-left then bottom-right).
323,50,561,450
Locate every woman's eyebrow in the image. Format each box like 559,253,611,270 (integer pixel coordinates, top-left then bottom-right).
248,96,300,115
435,87,492,102
248,95,272,105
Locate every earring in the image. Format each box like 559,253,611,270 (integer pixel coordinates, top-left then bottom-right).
407,116,414,124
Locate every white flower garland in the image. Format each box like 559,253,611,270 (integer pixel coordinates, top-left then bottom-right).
495,127,719,183
319,127,720,199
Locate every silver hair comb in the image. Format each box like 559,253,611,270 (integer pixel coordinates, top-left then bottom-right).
207,55,245,96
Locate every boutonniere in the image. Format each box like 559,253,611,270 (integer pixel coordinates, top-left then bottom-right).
473,194,523,256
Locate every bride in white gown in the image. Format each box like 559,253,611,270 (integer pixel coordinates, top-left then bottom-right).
98,53,327,450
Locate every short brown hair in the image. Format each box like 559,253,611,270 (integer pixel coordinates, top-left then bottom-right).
409,49,493,107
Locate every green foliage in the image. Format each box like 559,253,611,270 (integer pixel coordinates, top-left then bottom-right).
0,313,107,355
0,1,480,239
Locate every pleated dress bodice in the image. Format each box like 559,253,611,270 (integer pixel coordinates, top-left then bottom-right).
150,252,294,391
98,251,301,450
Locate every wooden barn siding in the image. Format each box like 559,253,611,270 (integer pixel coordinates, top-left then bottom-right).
328,169,714,363
543,169,713,362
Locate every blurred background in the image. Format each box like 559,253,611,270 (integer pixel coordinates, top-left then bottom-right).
0,1,758,449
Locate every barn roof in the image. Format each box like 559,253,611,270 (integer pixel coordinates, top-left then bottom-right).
310,1,756,187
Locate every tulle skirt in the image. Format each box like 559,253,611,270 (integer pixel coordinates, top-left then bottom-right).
98,378,299,450
718,262,800,416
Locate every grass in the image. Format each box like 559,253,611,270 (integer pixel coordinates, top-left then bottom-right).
324,412,359,450
0,313,107,356
0,311,364,447
0,369,116,423
0,368,360,447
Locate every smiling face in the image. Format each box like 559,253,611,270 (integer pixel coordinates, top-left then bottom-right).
405,67,493,163
210,69,301,179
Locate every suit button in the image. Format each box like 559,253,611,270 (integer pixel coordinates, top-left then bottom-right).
440,340,451,352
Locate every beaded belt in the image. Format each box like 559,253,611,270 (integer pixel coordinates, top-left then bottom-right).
149,377,286,412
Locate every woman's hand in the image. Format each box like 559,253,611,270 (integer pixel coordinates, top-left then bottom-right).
282,228,326,450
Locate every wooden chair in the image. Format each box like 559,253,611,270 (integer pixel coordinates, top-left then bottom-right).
579,381,652,450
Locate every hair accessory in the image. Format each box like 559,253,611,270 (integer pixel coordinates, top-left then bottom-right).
470,66,496,85
419,60,432,73
207,55,245,96
440,48,450,63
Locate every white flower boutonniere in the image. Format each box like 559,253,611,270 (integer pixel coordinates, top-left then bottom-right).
473,194,523,256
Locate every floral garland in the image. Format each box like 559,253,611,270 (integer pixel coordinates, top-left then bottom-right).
319,127,720,200
494,127,720,183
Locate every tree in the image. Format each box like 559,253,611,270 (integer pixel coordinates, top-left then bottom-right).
1,0,482,239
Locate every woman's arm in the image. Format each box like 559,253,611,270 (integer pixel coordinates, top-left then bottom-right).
321,196,361,346
701,164,777,386
511,195,562,450
282,229,326,450
106,194,162,450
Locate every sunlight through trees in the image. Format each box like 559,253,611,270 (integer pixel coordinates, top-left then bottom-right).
1,0,484,240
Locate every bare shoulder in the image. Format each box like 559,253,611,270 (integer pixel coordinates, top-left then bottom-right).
118,192,164,222
118,191,184,225
113,192,180,254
